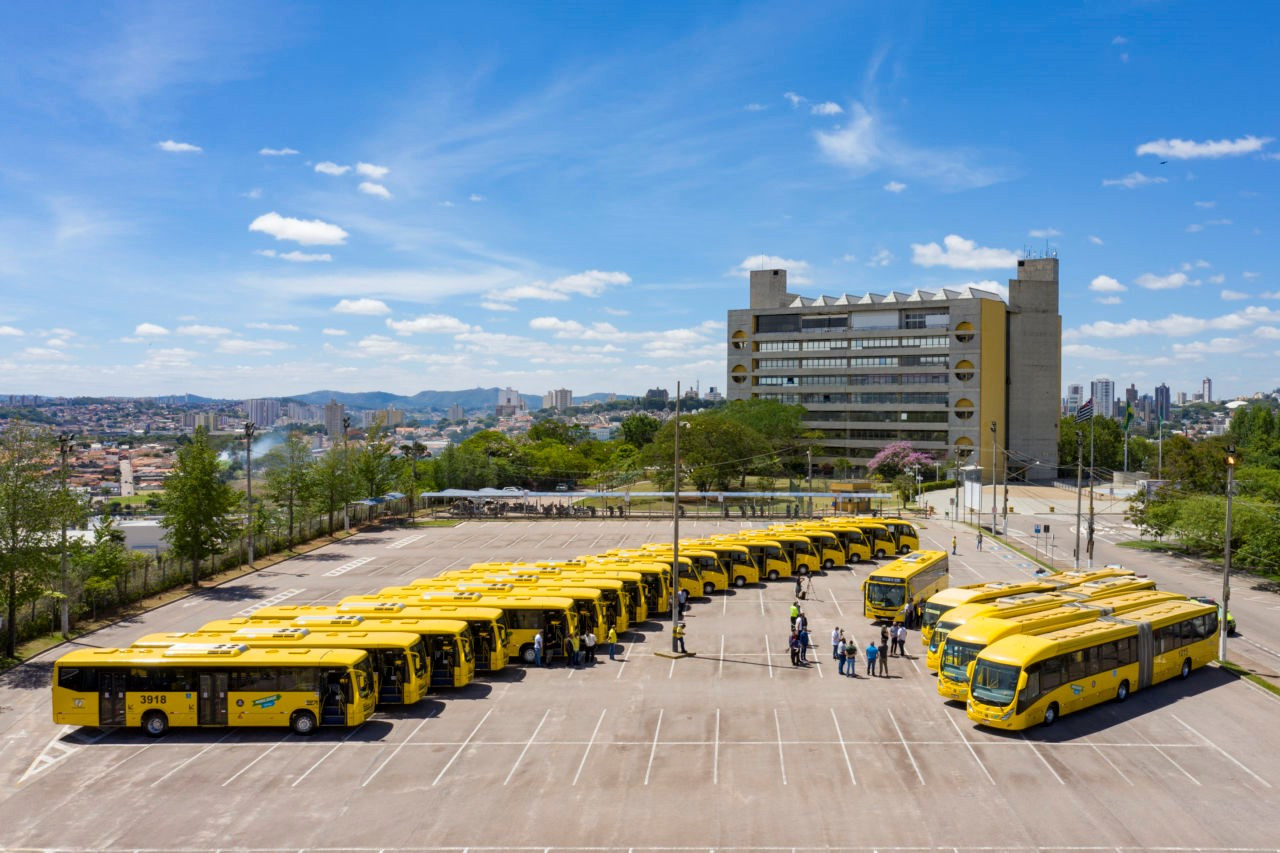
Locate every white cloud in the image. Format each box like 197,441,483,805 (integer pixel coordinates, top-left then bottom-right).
315,161,350,176
1135,272,1192,290
356,162,390,180
1063,343,1124,359
1180,259,1212,270
140,348,193,368
176,324,231,337
811,102,843,116
1088,235,1104,245
134,322,169,337
733,256,810,281
487,270,632,304
867,248,893,267
217,338,290,356
1111,36,1128,45
157,139,202,153
1068,306,1280,339
1102,171,1167,189
911,234,1017,270
249,211,348,245
358,181,392,199
958,280,1007,300
1205,218,1232,226
480,300,518,312
332,298,391,316
815,103,1002,189
602,307,630,316
254,249,277,258
1096,295,1123,305
783,92,805,108
280,250,332,262
1256,327,1280,339
744,103,766,112
1185,224,1204,233
1243,271,1260,280
1208,274,1226,284
385,314,475,335
322,328,348,336
1028,228,1061,238
1171,337,1252,357
469,194,486,202
1089,275,1126,293
259,147,299,156
0,326,23,336
1194,200,1216,208
1221,289,1248,300
246,322,300,331
244,188,263,199
1137,135,1272,159
883,181,906,193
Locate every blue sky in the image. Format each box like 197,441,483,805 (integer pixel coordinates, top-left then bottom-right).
1,2,1277,402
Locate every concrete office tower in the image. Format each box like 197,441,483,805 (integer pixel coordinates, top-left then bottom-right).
245,398,280,427
1155,384,1171,422
550,388,573,411
1091,378,1116,418
726,258,1062,481
1202,377,1213,404
496,387,526,417
324,399,346,440
1066,384,1084,417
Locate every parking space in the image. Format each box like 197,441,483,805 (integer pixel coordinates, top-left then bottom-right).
1,518,1277,850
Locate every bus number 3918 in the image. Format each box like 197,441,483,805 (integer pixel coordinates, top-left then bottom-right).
139,694,167,705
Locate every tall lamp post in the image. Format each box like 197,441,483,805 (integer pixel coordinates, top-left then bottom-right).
671,382,682,652
1221,446,1236,660
58,432,75,638
243,422,256,568
342,415,352,532
989,421,997,536
1074,433,1084,569
806,448,813,518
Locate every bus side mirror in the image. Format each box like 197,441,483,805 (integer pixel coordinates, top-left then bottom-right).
1017,672,1028,690
966,661,975,679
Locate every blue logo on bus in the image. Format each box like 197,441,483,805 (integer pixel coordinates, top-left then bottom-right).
252,694,282,709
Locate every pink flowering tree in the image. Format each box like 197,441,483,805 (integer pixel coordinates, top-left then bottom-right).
866,441,936,480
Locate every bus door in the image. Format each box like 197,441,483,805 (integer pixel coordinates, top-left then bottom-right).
98,669,127,727
428,639,456,687
1136,622,1154,689
197,672,228,726
379,650,405,703
321,671,350,724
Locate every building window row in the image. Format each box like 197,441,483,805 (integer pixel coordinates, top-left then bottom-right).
756,358,801,368
758,341,801,352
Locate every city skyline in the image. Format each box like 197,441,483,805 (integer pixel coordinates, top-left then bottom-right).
1,4,1277,400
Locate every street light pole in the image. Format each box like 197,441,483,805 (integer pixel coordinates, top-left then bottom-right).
806,447,813,518
244,421,256,568
989,421,997,537
1221,447,1236,660
672,382,681,653
58,432,75,638
342,415,351,532
1074,433,1083,570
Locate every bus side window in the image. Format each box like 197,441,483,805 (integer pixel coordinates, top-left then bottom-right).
1017,664,1042,714
1040,656,1064,692
1099,641,1119,671
58,666,97,691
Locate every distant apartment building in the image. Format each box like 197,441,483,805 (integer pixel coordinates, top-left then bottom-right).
542,388,572,411
644,388,670,405
182,411,218,433
446,403,465,422
245,398,281,427
705,386,724,402
1155,383,1171,423
496,387,526,418
286,401,320,422
1091,378,1116,419
1125,384,1139,414
726,259,1062,480
324,399,346,440
1202,377,1213,404
1176,390,1188,406
1066,383,1083,416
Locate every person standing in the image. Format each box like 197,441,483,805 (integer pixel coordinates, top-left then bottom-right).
789,630,801,666
951,535,957,555
673,621,687,654
878,636,890,676
896,623,908,657
798,625,810,662
795,575,804,599
844,638,858,676
678,587,690,615
570,633,582,667
976,531,984,551
789,601,799,628
836,636,847,675
832,627,842,660
533,631,544,667
585,630,597,664
607,625,618,661
865,641,878,676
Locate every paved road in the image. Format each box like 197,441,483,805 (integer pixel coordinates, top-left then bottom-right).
0,517,1276,851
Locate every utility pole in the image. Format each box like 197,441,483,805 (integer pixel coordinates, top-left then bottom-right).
342,415,351,532
806,447,813,518
244,421,256,568
672,381,682,653
1074,433,1083,570
58,432,75,638
1087,417,1096,569
1221,447,1236,660
989,421,998,537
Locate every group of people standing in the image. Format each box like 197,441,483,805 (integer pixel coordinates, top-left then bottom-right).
531,626,620,666
788,601,810,665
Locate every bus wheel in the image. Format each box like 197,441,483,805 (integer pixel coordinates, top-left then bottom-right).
1043,703,1059,727
1180,658,1192,680
290,710,318,736
703,582,715,596
734,575,746,588
1116,680,1130,702
823,559,833,571
899,545,911,554
767,570,779,581
875,549,886,558
798,566,809,576
519,644,536,665
142,710,169,738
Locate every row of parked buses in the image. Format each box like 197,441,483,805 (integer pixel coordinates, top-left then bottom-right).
913,567,1220,730
51,515,921,737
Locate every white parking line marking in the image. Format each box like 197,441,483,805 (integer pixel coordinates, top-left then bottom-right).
773,708,788,786
713,707,720,785
572,709,606,787
944,709,993,785
434,708,492,786
235,587,303,617
151,729,234,787
643,709,663,786
829,590,844,618
503,708,549,786
1172,713,1271,788
718,635,725,678
887,708,923,785
298,723,369,787
830,708,856,785
1087,739,1132,786
1138,729,1199,786
387,535,424,550
764,634,773,679
1019,732,1064,785
222,738,289,786
758,588,765,616
325,556,373,577
616,639,636,679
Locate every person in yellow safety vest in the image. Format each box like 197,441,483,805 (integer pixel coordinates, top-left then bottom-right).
607,626,618,660
673,622,687,654
790,602,799,628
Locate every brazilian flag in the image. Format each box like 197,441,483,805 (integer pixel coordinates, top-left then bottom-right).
1123,402,1135,433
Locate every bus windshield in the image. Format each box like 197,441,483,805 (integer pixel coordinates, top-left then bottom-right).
970,660,1020,707
939,640,982,681
865,580,905,610
922,602,951,629
354,657,375,698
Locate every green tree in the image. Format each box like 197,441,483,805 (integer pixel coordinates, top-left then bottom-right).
262,432,315,545
309,444,359,534
619,413,661,448
399,440,431,516
353,420,397,499
158,426,242,588
77,515,129,620
0,424,64,657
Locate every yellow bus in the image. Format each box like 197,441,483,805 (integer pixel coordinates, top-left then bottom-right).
316,602,510,673
528,563,650,622
803,521,873,564
578,557,671,615
967,598,1219,729
441,569,630,634
862,550,949,621
936,590,1186,701
876,518,920,554
924,575,1158,670
776,527,843,571
636,547,723,596
238,609,476,688
470,562,647,624
848,519,898,558
132,627,430,705
721,535,793,580
921,580,1066,647
52,644,375,736
681,540,762,587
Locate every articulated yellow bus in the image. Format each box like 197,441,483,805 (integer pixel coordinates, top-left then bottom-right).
314,602,509,673
52,644,375,736
132,627,430,705
967,598,1219,729
862,550,950,621
921,580,1066,647
936,590,1185,701
923,574,1157,670
238,609,476,688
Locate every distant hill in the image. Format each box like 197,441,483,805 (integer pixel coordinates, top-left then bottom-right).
291,387,542,413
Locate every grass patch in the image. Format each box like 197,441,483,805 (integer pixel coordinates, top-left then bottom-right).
1218,659,1280,699
411,519,461,528
1117,539,1189,554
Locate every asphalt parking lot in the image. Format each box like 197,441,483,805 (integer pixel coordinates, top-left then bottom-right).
0,516,1276,852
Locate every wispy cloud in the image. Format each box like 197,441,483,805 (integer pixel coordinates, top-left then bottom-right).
246,322,300,331
355,162,389,179
134,322,169,336
322,328,348,336
358,181,392,199
883,181,906,193
1137,135,1272,159
469,194,486,202
315,161,350,176
911,235,1017,270
1101,171,1167,189
1135,272,1194,290
176,324,231,337
259,147,298,156
732,255,810,282
255,248,333,262
1028,228,1061,238
867,248,893,267
0,326,24,336
486,270,631,304
332,298,391,316
1068,305,1280,339
385,314,475,335
1221,289,1248,300
157,139,202,153
1089,275,1125,293
744,103,766,112
249,212,348,245
1088,235,1104,245
217,338,290,355
811,102,843,116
